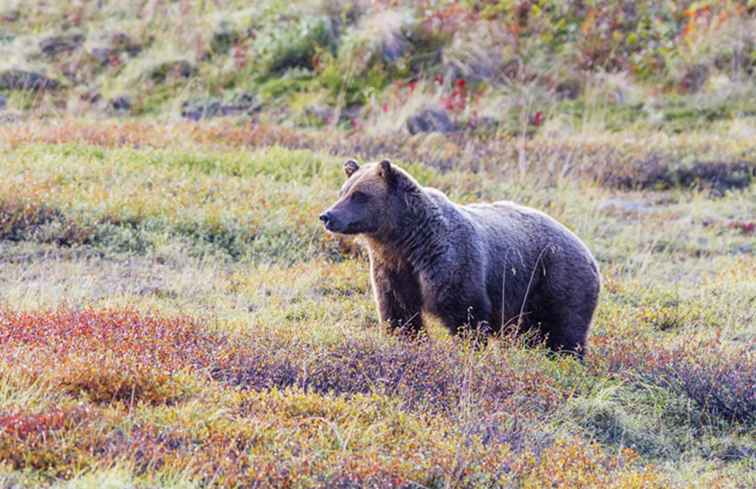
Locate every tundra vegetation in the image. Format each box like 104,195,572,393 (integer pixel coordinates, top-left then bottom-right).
0,1,754,488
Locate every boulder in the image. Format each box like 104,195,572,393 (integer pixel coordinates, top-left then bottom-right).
109,96,131,113
680,64,709,93
0,111,21,124
406,108,457,135
0,69,60,91
39,33,85,57
89,32,142,65
146,60,196,83
468,115,499,132
181,93,260,120
555,79,582,100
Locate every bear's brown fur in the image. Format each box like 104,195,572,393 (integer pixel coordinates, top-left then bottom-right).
320,159,601,357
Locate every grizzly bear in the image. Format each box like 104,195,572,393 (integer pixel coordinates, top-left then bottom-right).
319,159,600,357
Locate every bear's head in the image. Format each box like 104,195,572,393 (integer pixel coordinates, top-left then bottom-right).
319,159,409,237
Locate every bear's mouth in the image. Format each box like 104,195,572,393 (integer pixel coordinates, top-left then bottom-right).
322,219,373,235
325,222,359,234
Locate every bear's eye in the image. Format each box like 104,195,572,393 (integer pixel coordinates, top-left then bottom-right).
351,191,370,203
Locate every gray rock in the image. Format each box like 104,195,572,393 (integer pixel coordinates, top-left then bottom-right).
0,70,60,91
340,104,362,120
406,108,457,134
555,79,582,100
734,243,753,255
109,96,131,113
89,32,141,65
146,60,196,83
181,93,260,120
382,36,411,63
0,111,21,124
221,92,260,115
80,90,101,104
182,99,222,120
39,33,85,57
109,32,141,56
680,64,709,93
469,115,499,132
90,47,114,65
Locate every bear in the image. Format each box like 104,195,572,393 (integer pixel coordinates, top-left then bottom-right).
319,159,601,357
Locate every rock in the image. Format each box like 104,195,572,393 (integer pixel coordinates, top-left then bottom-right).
674,161,753,197
0,70,60,91
733,243,752,255
181,93,260,120
79,90,101,104
337,104,363,125
555,79,582,100
680,64,709,93
39,33,85,57
182,99,221,121
468,115,499,132
109,32,141,56
89,32,141,65
598,198,654,214
221,93,260,115
0,95,6,110
146,60,196,83
382,35,411,63
90,47,114,65
406,108,457,135
0,111,21,124
109,96,131,113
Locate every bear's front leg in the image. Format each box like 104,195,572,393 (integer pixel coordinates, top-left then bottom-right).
433,288,493,339
370,262,423,336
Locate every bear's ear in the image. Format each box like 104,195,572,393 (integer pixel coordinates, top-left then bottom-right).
344,159,360,177
378,159,394,184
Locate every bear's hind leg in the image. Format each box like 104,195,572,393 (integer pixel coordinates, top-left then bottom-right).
545,328,587,359
539,306,590,359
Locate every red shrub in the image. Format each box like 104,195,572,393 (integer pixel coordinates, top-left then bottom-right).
0,309,224,403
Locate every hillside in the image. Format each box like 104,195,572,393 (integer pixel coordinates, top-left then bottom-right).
1,0,755,134
0,1,755,488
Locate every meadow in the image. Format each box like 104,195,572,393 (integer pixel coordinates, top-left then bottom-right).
0,120,753,488
1,1,755,488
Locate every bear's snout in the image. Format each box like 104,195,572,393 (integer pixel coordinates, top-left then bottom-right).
319,211,334,229
319,210,344,232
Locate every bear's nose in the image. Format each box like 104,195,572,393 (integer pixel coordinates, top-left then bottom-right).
319,212,332,225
